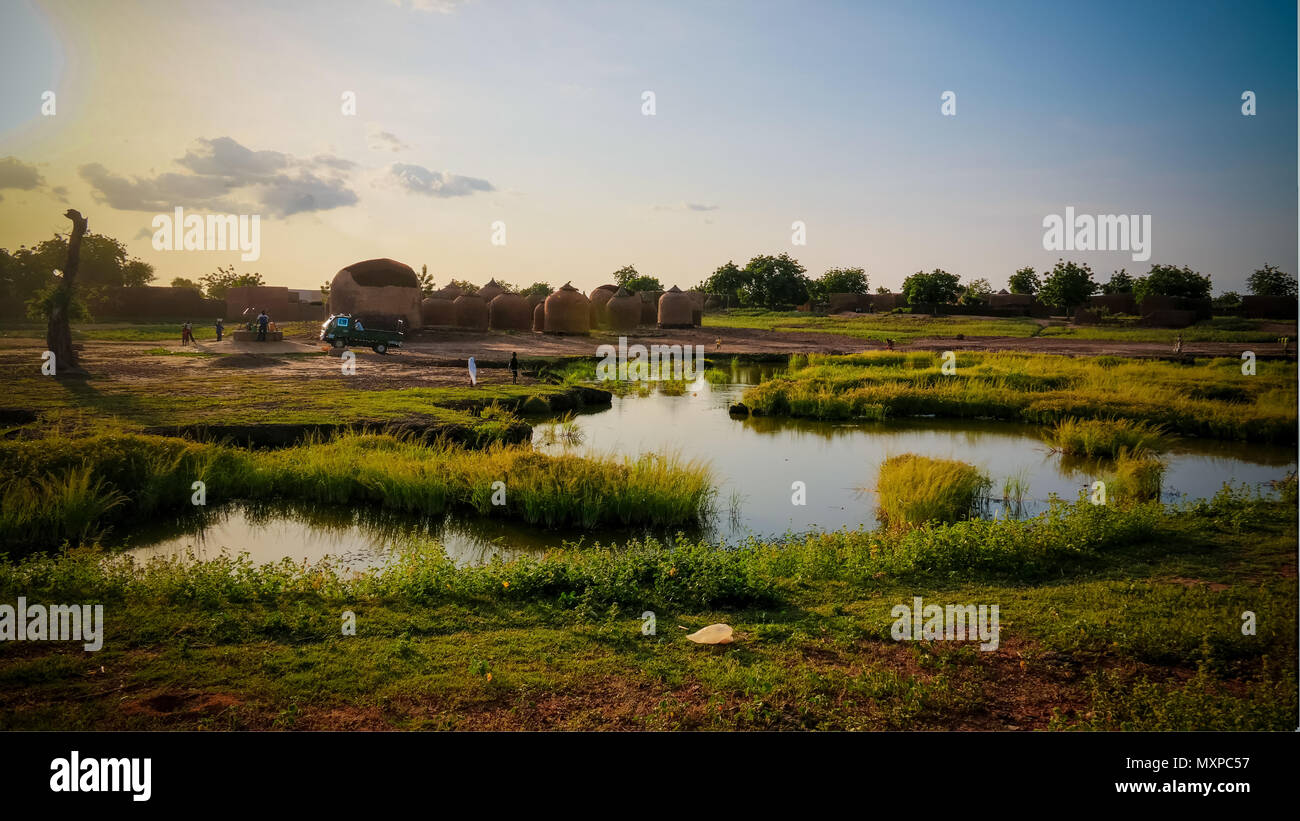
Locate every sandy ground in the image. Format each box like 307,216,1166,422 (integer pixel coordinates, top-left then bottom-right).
192,322,1298,360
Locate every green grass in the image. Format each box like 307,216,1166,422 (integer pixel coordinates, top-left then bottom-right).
0,432,716,552
874,455,990,527
704,309,1287,343
1044,418,1167,458
1100,449,1166,504
704,309,1044,342
741,351,1296,442
0,320,326,342
0,481,1293,730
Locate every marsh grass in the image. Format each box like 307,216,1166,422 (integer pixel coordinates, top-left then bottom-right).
1101,449,1166,504
742,351,1295,442
0,432,715,552
875,455,991,528
1045,418,1167,458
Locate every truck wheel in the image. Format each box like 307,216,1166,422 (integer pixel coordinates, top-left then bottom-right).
331,339,343,349
373,343,387,354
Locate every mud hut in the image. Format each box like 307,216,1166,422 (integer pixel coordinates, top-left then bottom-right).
639,290,663,325
532,301,546,331
439,283,464,299
544,282,591,334
590,287,616,328
477,278,507,304
686,290,705,326
453,293,489,331
606,287,640,332
329,258,422,329
420,296,457,328
658,286,694,329
488,293,532,331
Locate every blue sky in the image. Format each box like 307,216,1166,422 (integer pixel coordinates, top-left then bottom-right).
0,0,1294,293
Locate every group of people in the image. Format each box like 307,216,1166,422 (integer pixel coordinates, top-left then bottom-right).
179,311,271,344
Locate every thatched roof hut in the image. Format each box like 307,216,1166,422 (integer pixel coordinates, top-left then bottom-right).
532,301,546,331
606,287,640,332
477,279,507,304
544,282,590,334
421,296,457,328
658,285,693,329
329,258,422,329
453,293,488,331
439,283,464,299
488,293,532,331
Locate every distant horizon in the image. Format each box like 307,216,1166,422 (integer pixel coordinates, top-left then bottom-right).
1,0,1295,296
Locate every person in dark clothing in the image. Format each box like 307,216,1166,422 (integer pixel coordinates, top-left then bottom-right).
215,318,224,341
509,352,519,384
256,310,269,342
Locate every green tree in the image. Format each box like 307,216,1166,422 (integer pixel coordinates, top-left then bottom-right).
697,260,749,300
1101,268,1134,295
740,253,809,309
520,282,551,297
901,269,962,306
1213,291,1242,311
875,286,892,294
171,277,202,292
1038,259,1097,313
959,277,993,306
447,279,477,294
1133,264,1211,303
199,265,265,300
1247,264,1297,299
1007,266,1040,294
808,266,869,301
416,264,437,298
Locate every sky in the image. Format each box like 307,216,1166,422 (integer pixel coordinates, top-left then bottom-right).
0,0,1295,295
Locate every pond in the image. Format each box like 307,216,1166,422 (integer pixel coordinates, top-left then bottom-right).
120,363,1296,568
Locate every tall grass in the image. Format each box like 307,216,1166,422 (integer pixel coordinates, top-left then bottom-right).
0,432,715,553
742,351,1295,443
874,455,991,528
1045,418,1166,458
1101,449,1166,504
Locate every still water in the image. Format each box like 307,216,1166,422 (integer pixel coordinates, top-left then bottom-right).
121,365,1296,568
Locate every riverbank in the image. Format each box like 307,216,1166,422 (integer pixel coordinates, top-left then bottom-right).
1,487,1293,730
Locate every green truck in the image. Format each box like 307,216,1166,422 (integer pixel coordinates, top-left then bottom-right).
319,314,405,354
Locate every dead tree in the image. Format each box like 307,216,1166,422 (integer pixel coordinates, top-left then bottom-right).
45,208,88,375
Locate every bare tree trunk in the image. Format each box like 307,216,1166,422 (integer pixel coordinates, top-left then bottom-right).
46,209,88,375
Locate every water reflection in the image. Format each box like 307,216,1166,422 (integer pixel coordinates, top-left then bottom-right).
121,361,1296,568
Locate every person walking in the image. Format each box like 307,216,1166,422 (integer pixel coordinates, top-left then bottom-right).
509,351,519,384
182,321,194,344
1173,333,1183,356
256,309,269,342
215,318,224,342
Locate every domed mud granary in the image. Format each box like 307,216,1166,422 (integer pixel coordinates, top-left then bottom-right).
477,278,507,305
329,258,422,329
590,287,616,328
658,285,694,329
453,293,488,331
544,282,591,334
488,293,532,331
439,282,464,299
421,296,457,328
606,287,640,332
526,293,545,312
532,301,546,331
